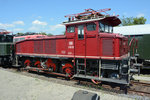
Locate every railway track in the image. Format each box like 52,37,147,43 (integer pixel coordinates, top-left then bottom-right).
77,79,150,97
128,81,150,97
75,79,126,94
1,66,150,98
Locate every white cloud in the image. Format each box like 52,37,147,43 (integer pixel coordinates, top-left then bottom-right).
32,20,47,26
28,26,39,31
137,13,144,18
13,28,24,32
37,16,42,19
49,24,65,31
50,18,54,21
0,23,14,28
13,21,24,25
0,21,24,29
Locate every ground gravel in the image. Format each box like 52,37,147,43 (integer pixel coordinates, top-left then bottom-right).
133,75,150,82
0,68,149,100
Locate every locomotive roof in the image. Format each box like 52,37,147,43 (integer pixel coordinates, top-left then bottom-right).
0,29,11,34
63,8,121,26
63,16,121,27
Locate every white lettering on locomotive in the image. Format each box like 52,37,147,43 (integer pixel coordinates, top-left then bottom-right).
69,41,73,45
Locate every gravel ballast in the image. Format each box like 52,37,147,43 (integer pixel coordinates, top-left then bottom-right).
0,68,147,100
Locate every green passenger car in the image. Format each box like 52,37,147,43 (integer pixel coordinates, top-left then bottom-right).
0,34,14,65
134,34,150,60
129,34,150,68
114,24,150,69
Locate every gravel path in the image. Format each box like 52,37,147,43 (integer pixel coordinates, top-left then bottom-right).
0,68,149,100
133,75,150,82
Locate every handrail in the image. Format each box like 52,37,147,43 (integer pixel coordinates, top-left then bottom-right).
129,37,138,56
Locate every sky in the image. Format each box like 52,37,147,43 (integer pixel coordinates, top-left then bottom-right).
0,0,150,35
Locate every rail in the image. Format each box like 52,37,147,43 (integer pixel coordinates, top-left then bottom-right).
129,37,138,56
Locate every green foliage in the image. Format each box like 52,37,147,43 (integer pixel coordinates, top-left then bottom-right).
63,31,66,35
133,17,146,25
47,33,53,36
38,32,47,35
121,16,133,26
16,32,54,36
120,16,147,26
16,32,24,36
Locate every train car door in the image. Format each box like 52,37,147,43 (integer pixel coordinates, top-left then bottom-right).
75,25,86,57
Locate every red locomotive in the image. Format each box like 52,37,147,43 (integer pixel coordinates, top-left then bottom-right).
14,8,138,85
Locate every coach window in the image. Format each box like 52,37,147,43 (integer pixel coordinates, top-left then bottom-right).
78,25,84,39
67,26,75,33
6,35,13,42
86,23,96,31
0,35,3,42
0,35,6,42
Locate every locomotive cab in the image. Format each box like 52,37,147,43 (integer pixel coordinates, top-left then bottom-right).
64,10,128,59
63,9,131,84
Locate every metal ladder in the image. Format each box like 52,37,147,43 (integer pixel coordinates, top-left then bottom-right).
76,59,86,76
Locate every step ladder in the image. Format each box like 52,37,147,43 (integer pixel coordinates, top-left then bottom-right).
120,60,129,83
76,59,86,76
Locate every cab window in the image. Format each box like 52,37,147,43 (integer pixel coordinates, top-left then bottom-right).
6,35,13,42
78,25,84,39
0,35,13,42
86,23,96,31
99,22,105,32
67,26,75,33
99,21,113,33
105,25,109,33
109,26,113,33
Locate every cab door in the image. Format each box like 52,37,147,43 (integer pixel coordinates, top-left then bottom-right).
75,25,86,57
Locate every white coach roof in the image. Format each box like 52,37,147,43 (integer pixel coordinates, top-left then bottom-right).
114,24,150,35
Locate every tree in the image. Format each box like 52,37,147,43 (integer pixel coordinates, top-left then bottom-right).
121,16,133,26
133,17,146,25
16,32,24,36
120,16,146,26
47,33,53,36
38,32,47,35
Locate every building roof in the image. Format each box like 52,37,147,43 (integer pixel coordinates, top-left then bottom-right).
114,24,150,35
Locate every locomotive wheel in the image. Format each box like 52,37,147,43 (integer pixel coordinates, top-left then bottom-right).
34,61,42,68
62,63,74,77
91,72,101,84
24,59,31,67
46,59,56,72
23,59,31,72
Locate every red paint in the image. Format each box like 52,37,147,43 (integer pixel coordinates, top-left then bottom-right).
46,59,56,71
15,11,128,61
62,63,74,77
34,61,41,68
62,63,73,71
24,59,31,66
15,32,128,60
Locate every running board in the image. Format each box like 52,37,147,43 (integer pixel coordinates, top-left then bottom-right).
73,74,129,85
22,67,66,77
23,67,49,71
